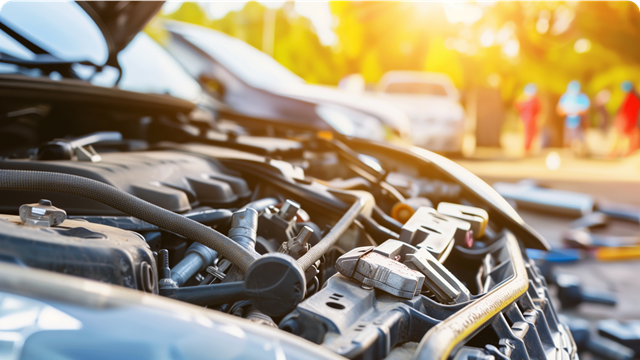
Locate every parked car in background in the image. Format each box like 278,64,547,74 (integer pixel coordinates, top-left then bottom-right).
376,71,467,153
159,21,411,142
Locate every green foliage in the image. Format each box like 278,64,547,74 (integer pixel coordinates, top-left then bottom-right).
153,1,640,109
154,1,341,84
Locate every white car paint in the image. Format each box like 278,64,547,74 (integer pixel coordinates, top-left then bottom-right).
375,71,466,152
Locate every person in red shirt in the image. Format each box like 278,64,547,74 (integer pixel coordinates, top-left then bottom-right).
611,81,640,157
515,83,541,155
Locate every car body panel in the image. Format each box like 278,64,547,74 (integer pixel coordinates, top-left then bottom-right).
163,21,411,140
376,71,466,152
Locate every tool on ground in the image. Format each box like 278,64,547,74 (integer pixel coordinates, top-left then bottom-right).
493,180,594,217
560,315,635,360
494,181,640,257
555,273,617,309
594,245,640,261
598,320,640,354
526,248,583,263
598,201,640,223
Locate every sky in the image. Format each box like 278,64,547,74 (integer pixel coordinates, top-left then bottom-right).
162,1,337,45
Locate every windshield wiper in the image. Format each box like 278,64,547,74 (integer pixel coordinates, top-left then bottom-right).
0,19,123,83
0,53,88,78
0,21,47,55
0,21,94,79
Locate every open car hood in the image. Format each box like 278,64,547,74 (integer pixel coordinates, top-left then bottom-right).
77,1,164,66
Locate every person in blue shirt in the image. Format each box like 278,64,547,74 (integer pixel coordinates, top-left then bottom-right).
557,81,590,150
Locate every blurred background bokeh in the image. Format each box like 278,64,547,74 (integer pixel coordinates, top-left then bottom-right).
150,1,640,159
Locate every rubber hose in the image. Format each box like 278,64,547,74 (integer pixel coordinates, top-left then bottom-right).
358,214,399,243
297,193,366,271
0,170,259,273
372,205,403,234
240,197,279,213
184,209,232,226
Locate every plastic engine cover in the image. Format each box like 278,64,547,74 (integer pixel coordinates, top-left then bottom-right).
0,151,250,215
0,215,157,293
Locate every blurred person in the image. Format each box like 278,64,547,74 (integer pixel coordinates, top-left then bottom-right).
514,83,540,155
557,81,590,153
594,89,611,131
611,81,640,157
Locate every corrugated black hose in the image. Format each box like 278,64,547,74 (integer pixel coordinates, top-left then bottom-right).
0,169,260,273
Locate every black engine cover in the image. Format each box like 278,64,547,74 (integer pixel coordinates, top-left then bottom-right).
0,215,157,292
0,151,250,215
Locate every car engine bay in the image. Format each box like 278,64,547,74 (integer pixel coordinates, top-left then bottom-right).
0,87,575,360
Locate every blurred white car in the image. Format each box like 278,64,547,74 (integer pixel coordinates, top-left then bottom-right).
376,71,466,153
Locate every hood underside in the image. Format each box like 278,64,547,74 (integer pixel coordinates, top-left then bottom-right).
76,1,164,65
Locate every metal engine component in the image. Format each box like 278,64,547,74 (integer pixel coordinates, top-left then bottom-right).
158,249,178,290
405,248,471,304
0,113,575,360
337,240,470,303
0,212,156,293
280,199,301,222
257,200,300,246
336,246,425,299
399,207,471,260
282,232,575,360
279,226,313,260
256,199,322,255
437,202,489,239
36,131,123,162
229,207,259,251
170,242,218,286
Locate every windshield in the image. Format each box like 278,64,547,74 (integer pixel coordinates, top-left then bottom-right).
0,28,32,60
0,1,108,65
169,24,304,90
91,33,204,102
0,3,203,103
384,82,449,96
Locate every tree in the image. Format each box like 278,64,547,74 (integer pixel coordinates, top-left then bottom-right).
155,1,341,84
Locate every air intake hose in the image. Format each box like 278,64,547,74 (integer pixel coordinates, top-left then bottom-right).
0,170,260,273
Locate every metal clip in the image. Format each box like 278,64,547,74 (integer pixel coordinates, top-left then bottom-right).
206,265,226,281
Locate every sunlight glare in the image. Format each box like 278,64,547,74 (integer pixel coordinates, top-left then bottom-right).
546,152,561,170
480,29,495,47
574,38,591,54
443,3,483,25
294,1,337,46
502,39,519,58
261,1,285,10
